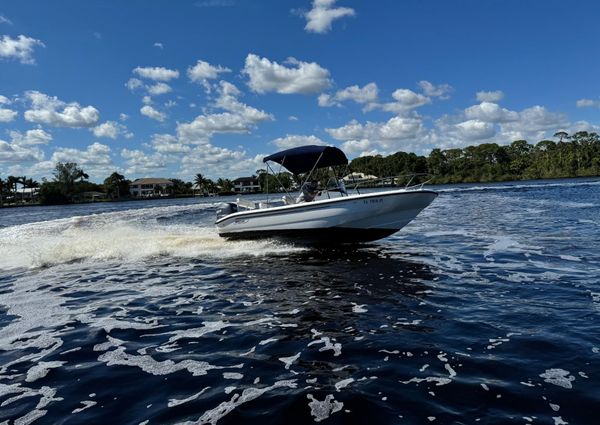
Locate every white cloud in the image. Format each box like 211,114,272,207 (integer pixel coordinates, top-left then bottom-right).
177,81,273,144
51,142,112,167
243,54,331,94
0,34,44,64
0,139,44,163
464,101,519,123
121,148,168,175
476,90,504,102
0,108,17,122
126,78,144,91
179,145,256,179
0,95,10,104
288,115,299,121
0,15,12,25
133,66,179,81
147,82,172,96
24,91,100,127
188,60,231,90
367,88,430,113
418,81,453,99
576,98,600,108
92,121,130,139
153,42,164,49
319,82,378,107
150,134,191,154
9,129,52,146
270,134,326,149
119,113,129,121
454,119,496,141
303,0,355,34
140,105,166,122
339,139,376,156
328,116,425,144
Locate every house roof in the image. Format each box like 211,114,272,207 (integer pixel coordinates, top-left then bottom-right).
233,177,258,184
131,178,174,185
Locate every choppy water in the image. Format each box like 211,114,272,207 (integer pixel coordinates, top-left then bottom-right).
1,179,599,425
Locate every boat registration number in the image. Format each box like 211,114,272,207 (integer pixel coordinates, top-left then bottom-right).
364,198,383,204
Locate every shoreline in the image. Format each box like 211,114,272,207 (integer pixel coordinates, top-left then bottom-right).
1,174,598,210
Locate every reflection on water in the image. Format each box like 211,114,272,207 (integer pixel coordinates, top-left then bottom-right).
0,178,599,424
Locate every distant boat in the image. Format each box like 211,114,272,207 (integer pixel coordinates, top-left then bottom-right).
215,145,437,243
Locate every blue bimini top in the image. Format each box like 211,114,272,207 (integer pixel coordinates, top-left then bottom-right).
263,145,348,175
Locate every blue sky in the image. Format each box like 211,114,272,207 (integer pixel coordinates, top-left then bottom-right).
1,0,599,181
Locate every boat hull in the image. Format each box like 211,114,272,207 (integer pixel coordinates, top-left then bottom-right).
216,189,438,243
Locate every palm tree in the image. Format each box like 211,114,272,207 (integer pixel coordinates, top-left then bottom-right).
194,173,207,195
6,176,19,204
0,178,4,207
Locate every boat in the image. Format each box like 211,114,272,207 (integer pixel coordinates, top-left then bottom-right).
215,145,437,243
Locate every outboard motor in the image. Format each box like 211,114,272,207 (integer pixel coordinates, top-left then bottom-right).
216,202,237,220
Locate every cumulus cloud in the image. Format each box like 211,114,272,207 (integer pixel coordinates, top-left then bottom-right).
318,82,378,107
366,88,430,114
0,34,45,64
464,101,519,123
177,81,273,144
418,81,453,99
0,139,44,163
150,134,191,154
51,142,112,167
327,116,426,145
133,66,179,81
454,119,496,141
187,60,231,90
153,42,164,49
243,54,331,94
476,90,504,102
126,78,144,91
24,91,100,127
121,148,168,175
0,107,17,122
576,98,600,108
179,144,257,178
303,0,355,34
270,134,327,149
92,121,131,139
140,105,166,122
9,129,52,146
147,82,172,96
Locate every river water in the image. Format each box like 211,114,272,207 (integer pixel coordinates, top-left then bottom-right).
0,179,599,424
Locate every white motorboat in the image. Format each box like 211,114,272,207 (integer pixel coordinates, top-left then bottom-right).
215,145,437,243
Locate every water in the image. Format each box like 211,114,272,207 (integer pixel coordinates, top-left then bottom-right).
1,178,599,424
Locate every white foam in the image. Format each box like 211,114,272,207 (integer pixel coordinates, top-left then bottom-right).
334,378,354,392
0,204,305,270
307,394,344,422
168,387,210,407
180,380,297,425
308,336,342,357
25,361,65,382
399,376,452,386
72,400,97,414
98,347,233,376
351,303,368,313
279,352,301,370
539,369,575,389
223,372,243,380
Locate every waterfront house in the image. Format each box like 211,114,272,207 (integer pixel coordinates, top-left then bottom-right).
130,178,174,197
233,176,260,193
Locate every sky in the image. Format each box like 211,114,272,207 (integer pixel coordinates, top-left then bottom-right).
1,0,600,182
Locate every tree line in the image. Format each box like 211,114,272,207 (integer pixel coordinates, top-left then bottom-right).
349,131,600,184
2,130,599,206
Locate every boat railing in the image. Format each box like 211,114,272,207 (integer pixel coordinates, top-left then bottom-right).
345,173,433,193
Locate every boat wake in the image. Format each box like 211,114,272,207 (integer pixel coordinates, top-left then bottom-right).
0,204,305,270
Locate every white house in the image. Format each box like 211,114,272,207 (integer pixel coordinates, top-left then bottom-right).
130,178,174,197
233,176,260,193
